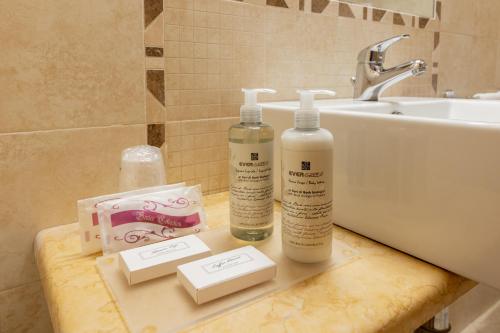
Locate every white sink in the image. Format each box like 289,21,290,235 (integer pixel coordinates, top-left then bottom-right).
263,97,500,290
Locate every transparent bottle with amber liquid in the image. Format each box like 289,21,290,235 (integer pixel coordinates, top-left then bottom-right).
229,88,276,241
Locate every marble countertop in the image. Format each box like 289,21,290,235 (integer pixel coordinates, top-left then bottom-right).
35,192,475,333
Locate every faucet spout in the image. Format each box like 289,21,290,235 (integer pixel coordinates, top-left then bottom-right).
358,59,426,101
352,35,427,101
384,59,427,78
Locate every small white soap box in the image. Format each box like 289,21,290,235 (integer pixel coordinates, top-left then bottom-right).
119,234,211,285
177,245,277,304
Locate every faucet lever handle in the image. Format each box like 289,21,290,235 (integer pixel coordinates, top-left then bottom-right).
372,34,409,53
359,34,410,65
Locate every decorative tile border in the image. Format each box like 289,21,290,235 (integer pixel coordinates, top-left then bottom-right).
338,3,355,18
372,8,386,22
146,70,165,106
146,47,164,57
393,13,405,26
147,123,165,147
267,0,288,8
144,0,163,27
144,0,165,148
235,0,440,31
431,2,442,94
231,0,443,95
312,0,330,14
436,1,442,20
419,17,430,29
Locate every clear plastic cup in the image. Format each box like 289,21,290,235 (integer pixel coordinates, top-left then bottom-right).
118,145,166,191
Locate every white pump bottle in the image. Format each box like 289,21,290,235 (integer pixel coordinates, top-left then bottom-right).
281,89,336,263
229,88,276,241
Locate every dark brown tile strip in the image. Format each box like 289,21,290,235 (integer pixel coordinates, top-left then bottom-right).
419,17,430,29
433,62,439,68
299,0,304,11
393,13,405,26
434,32,440,50
436,1,442,20
372,9,386,22
147,124,165,148
363,7,368,20
144,0,163,28
432,74,438,93
266,0,288,8
146,47,164,57
311,0,329,13
147,70,165,106
339,3,355,18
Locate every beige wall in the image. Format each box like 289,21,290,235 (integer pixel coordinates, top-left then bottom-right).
0,0,146,331
1,0,499,332
163,0,500,196
162,0,430,194
438,0,499,97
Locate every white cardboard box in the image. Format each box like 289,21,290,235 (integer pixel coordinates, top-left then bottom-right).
119,234,211,285
177,245,277,304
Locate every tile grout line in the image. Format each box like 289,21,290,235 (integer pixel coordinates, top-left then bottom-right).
0,123,146,137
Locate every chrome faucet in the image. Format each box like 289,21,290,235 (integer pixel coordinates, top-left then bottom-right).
352,34,427,101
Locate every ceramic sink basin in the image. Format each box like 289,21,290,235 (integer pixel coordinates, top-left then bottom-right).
262,97,500,290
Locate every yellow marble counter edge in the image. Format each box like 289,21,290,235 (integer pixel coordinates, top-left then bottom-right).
35,192,475,333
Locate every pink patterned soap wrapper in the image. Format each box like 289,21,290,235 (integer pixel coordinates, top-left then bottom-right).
110,210,201,228
77,183,185,255
97,185,207,254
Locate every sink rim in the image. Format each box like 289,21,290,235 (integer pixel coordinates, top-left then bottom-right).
261,97,500,129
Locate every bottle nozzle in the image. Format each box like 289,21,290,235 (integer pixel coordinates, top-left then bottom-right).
297,89,336,110
296,89,336,129
240,88,277,123
242,88,276,107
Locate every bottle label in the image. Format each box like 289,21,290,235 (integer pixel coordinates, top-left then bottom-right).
229,142,273,228
281,149,333,248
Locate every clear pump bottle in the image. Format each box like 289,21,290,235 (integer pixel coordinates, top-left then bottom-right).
281,89,336,263
229,88,276,241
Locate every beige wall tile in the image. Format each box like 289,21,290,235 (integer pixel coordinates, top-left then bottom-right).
0,282,52,333
467,36,498,95
441,0,499,38
437,32,497,97
0,0,145,133
0,125,145,290
164,118,234,193
440,0,474,35
473,0,500,39
496,39,500,89
437,32,473,97
441,0,500,37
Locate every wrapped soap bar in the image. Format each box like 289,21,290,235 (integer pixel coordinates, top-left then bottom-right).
177,246,277,304
119,235,211,285
77,183,185,254
98,185,208,254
